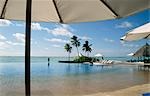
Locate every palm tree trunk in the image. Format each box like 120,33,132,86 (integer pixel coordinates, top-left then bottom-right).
76,47,79,57
69,53,70,61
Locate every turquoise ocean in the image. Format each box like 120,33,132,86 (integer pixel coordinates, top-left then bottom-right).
0,56,149,96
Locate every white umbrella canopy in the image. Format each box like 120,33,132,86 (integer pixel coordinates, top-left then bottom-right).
121,22,150,41
0,0,149,23
95,53,103,57
127,53,134,56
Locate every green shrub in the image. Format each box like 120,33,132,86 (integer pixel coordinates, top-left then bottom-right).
73,56,97,62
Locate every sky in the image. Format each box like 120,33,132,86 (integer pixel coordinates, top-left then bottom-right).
0,9,149,57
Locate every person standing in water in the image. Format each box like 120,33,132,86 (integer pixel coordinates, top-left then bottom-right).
48,57,50,66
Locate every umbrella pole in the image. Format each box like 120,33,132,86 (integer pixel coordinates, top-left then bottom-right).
25,0,32,96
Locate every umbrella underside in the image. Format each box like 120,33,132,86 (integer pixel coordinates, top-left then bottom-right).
0,0,149,23
121,23,150,41
122,32,150,41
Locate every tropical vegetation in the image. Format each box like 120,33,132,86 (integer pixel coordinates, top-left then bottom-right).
82,41,92,56
71,35,81,57
64,43,72,61
64,35,94,63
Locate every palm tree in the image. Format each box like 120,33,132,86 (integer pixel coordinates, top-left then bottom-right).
82,41,92,57
64,43,72,61
71,35,80,57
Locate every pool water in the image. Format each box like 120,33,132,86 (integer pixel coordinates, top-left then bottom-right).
0,56,149,96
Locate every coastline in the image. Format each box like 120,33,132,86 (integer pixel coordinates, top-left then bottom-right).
83,83,150,96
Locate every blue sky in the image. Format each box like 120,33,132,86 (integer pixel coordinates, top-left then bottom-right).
0,9,149,57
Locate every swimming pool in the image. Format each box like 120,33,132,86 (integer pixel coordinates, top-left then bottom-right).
0,56,149,96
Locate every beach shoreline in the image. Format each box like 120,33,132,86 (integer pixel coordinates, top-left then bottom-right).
83,83,150,96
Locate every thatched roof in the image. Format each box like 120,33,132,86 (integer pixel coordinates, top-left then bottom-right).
133,43,150,57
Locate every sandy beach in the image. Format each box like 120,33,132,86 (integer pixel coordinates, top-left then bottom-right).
84,84,150,96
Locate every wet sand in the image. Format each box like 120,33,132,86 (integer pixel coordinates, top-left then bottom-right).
2,83,149,96
84,84,150,96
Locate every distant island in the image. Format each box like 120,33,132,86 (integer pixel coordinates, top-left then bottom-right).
59,35,97,63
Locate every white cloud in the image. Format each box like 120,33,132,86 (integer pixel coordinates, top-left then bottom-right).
104,38,114,43
31,23,49,32
0,32,26,49
121,41,139,48
61,24,70,29
48,24,74,37
50,25,92,40
13,33,25,43
49,27,73,37
32,23,91,42
0,41,10,49
11,33,34,46
31,23,43,30
0,34,6,40
122,43,139,48
31,23,92,43
116,21,133,28
0,19,12,27
79,36,92,40
0,42,7,47
46,38,69,43
6,41,24,46
52,44,61,48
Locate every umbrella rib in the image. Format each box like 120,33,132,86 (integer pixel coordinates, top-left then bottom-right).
144,33,150,39
100,0,119,17
52,0,63,23
0,0,8,19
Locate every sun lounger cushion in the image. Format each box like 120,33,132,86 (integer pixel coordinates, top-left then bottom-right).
143,93,150,96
